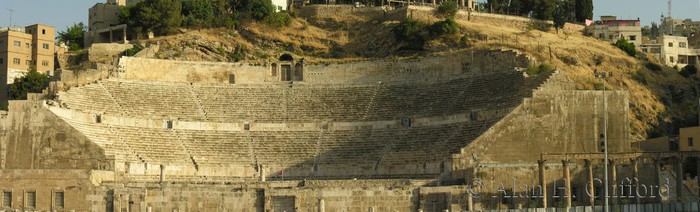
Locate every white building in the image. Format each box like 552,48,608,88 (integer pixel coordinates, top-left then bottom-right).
657,35,700,68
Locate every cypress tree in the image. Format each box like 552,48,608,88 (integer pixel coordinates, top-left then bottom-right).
533,0,555,20
575,0,593,23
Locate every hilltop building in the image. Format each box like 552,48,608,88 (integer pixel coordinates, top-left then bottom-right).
0,24,55,104
585,16,642,47
84,0,140,47
641,35,700,68
660,16,700,36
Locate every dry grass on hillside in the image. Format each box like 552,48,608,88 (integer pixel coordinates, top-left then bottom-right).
453,16,697,140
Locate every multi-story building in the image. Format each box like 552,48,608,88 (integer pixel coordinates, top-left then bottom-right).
0,24,55,105
657,35,700,68
585,16,642,47
84,0,140,47
660,16,700,36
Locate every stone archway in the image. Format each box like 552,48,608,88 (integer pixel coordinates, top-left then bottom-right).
279,53,294,61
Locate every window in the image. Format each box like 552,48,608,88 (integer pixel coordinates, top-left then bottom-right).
42,29,45,35
689,137,694,146
670,56,675,63
13,58,20,65
13,41,20,47
680,42,687,48
2,191,10,207
26,60,31,66
669,42,674,47
54,192,64,208
25,43,29,48
271,63,278,76
278,6,282,11
629,36,636,41
42,61,49,67
42,43,49,49
26,191,35,208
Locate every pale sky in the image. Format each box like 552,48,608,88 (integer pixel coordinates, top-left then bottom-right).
0,0,699,35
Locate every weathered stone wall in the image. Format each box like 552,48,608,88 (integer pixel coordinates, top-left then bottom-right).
298,5,388,20
118,57,268,84
89,43,133,64
456,87,630,167
0,170,94,211
89,180,419,212
58,68,112,88
0,96,107,170
117,50,530,85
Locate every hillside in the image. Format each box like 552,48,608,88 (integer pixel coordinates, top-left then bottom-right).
123,6,698,142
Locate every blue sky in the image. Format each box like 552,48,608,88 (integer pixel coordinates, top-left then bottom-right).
0,0,699,34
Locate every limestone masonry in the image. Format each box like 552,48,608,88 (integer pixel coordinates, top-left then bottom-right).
0,47,666,211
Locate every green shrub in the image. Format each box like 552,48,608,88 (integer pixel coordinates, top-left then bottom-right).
436,0,458,18
679,65,698,78
459,33,469,46
430,18,459,37
526,63,554,76
614,38,636,57
392,18,428,50
264,11,292,27
9,66,50,101
593,55,604,66
528,19,552,32
631,71,647,85
645,62,662,72
594,82,604,90
124,44,144,56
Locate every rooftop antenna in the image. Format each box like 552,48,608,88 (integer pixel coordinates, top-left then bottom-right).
668,0,672,18
7,8,13,28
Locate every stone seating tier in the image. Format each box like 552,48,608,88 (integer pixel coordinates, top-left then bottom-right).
64,119,497,168
57,71,552,122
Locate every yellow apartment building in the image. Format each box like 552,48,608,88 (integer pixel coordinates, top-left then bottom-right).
0,24,56,105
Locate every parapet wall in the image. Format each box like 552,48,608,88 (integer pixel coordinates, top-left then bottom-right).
298,5,388,20
118,57,268,84
118,50,531,85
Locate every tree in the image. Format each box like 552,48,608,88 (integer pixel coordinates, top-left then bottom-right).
182,0,215,28
244,0,275,21
509,0,534,16
120,0,182,36
436,0,458,18
533,0,556,20
650,22,660,39
574,0,593,23
8,66,50,101
487,0,509,13
552,2,568,33
57,23,86,51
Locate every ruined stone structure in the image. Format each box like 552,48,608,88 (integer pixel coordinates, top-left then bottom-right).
2,48,685,211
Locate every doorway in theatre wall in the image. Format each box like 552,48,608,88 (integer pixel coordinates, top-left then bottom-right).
281,64,292,81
